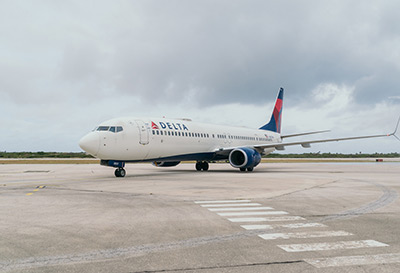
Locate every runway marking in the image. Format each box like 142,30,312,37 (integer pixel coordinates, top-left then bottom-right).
26,185,46,196
304,253,400,268
201,203,261,207
195,200,393,268
228,216,305,222
278,240,388,252
208,207,273,212
218,211,288,217
259,230,352,240
241,223,326,230
195,200,251,204
278,222,327,229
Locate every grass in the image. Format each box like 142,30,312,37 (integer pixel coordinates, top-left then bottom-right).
0,158,394,165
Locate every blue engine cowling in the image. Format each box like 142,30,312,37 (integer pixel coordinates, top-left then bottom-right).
152,161,181,167
229,147,261,169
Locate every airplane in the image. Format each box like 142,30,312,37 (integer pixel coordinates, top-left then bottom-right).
79,88,400,177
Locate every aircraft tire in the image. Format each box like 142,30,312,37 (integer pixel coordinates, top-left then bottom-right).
247,167,254,172
195,162,202,171
240,167,246,172
202,162,209,171
115,168,126,177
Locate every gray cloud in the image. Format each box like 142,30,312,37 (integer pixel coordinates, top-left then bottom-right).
1,0,400,152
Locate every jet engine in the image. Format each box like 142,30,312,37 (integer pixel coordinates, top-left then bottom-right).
152,161,181,167
229,147,261,170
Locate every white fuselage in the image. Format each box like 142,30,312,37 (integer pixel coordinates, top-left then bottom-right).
79,117,282,162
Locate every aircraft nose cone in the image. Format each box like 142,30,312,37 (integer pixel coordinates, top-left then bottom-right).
79,132,100,156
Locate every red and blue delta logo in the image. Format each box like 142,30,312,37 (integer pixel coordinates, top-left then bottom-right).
151,121,189,131
151,121,159,129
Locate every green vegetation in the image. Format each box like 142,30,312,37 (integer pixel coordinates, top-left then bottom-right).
0,151,398,159
0,152,94,158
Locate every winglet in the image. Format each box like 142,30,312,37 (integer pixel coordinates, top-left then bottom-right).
259,87,284,133
391,115,400,141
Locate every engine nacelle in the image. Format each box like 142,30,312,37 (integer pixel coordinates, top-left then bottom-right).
229,147,261,169
152,161,181,167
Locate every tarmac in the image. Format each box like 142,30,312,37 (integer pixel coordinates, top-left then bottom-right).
0,162,400,272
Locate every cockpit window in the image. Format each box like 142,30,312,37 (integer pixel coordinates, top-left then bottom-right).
97,126,110,131
95,126,123,133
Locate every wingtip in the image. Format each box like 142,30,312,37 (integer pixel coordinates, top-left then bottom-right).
390,115,400,141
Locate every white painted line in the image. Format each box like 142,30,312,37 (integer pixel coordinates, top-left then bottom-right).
194,200,251,204
208,207,273,212
201,203,261,208
305,253,400,268
229,217,270,222
218,211,288,217
280,223,326,229
278,240,388,252
228,216,305,222
240,222,326,230
259,230,352,240
241,225,273,230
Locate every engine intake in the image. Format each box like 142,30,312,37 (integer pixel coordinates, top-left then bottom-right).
229,147,261,169
152,161,181,167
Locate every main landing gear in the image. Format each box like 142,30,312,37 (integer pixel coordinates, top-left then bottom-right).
240,167,254,172
115,168,126,177
195,161,209,171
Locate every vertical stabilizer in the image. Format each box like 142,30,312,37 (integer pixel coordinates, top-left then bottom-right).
259,88,284,133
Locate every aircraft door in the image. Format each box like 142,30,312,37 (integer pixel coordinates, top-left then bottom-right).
135,120,149,145
227,133,232,144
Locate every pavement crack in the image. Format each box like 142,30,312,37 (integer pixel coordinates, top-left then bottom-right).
0,231,268,271
130,260,304,273
319,180,398,222
267,179,341,200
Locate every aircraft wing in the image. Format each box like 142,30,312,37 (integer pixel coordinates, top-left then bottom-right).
281,130,330,139
268,116,399,150
254,133,392,151
214,117,399,156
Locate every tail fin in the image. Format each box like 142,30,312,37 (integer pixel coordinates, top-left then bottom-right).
259,87,284,133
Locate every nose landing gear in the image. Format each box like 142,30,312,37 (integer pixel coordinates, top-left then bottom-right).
115,168,126,177
195,161,209,171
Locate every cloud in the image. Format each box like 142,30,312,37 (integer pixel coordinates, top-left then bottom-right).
1,1,399,152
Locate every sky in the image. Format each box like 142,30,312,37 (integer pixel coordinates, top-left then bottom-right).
1,0,400,153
